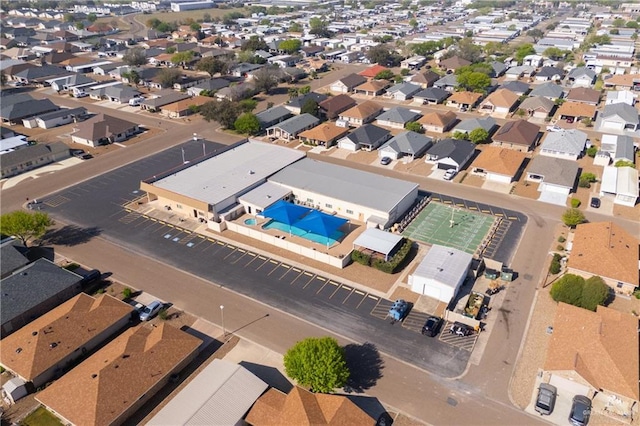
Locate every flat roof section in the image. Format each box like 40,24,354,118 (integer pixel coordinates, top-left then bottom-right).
152,140,305,207
238,182,292,210
268,158,419,213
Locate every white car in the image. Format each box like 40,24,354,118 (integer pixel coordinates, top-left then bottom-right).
443,169,457,181
546,124,562,132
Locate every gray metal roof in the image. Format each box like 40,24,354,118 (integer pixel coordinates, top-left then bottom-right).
453,117,497,133
268,113,319,135
255,105,292,126
376,107,421,124
152,140,305,207
527,155,579,187
1,258,83,327
412,244,473,288
529,82,564,99
147,359,268,426
237,181,292,209
536,66,563,78
541,130,587,156
601,134,636,162
268,158,419,213
379,131,433,156
36,107,86,121
601,103,640,124
353,228,403,257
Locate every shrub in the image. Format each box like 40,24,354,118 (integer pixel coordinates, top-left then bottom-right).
634,289,640,299
581,172,597,183
351,250,371,266
122,287,132,299
562,208,585,227
63,263,80,271
372,238,413,274
557,236,566,243
0,366,5,374
586,146,598,157
158,308,169,320
571,198,581,208
582,276,610,311
549,253,562,274
556,245,564,251
578,178,591,188
550,274,584,306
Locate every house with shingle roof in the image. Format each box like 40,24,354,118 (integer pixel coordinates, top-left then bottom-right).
36,323,201,426
447,91,483,111
160,96,211,118
359,64,389,79
471,146,526,183
433,73,459,92
410,69,441,88
285,92,329,115
567,221,639,294
378,131,433,160
565,66,596,87
543,303,639,417
186,77,230,96
529,82,564,100
605,90,637,107
525,155,579,205
1,93,59,124
384,82,421,101
597,103,640,132
0,239,29,280
329,73,367,93
556,101,596,122
413,87,450,105
491,120,541,152
500,80,530,96
566,87,600,105
534,66,564,82
353,79,390,97
438,55,471,72
597,134,636,165
519,96,555,119
425,138,476,171
539,129,587,160
266,113,320,141
319,94,356,120
375,107,422,129
71,113,139,147
338,100,383,127
453,117,498,137
600,165,639,207
299,122,350,147
255,106,293,129
478,89,520,115
0,293,133,389
418,111,457,133
337,124,391,152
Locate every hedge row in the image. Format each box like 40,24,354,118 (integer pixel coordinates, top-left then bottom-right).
351,238,413,274
549,253,562,275
351,250,371,266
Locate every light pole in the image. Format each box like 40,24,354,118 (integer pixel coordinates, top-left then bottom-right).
220,305,225,337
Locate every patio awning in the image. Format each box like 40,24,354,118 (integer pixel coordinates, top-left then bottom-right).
294,210,347,238
261,200,311,225
353,228,404,258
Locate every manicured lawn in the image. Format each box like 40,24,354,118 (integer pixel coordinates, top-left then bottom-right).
20,407,62,426
402,202,495,254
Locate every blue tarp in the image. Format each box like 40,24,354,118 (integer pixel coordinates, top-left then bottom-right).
293,210,348,238
261,200,311,225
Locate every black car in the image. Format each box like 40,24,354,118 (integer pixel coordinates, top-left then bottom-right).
569,395,591,426
449,321,474,336
534,383,557,415
421,316,442,337
590,197,600,208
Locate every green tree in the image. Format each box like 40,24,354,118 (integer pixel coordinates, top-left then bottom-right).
366,44,401,67
196,57,227,76
283,337,349,393
409,18,418,29
122,47,147,67
301,99,319,117
190,22,201,32
0,211,54,246
452,130,467,140
239,98,258,113
400,68,410,76
452,38,483,63
309,16,331,37
63,13,75,22
581,276,610,311
234,113,261,135
405,121,424,133
88,13,97,23
614,159,635,168
279,39,302,54
75,21,84,30
171,51,194,66
613,18,626,28
514,43,536,63
289,22,303,33
298,85,311,95
457,71,491,92
469,127,489,144
166,46,176,54
626,20,639,29
122,70,140,85
252,66,280,94
610,28,620,35
374,69,395,80
586,146,598,157
526,28,544,42
561,208,586,227
158,68,182,88
550,274,584,306
242,36,268,52
200,99,242,129
288,87,299,99
410,41,443,56
581,117,593,127
543,47,568,60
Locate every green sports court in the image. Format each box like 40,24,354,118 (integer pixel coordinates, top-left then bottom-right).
402,202,496,254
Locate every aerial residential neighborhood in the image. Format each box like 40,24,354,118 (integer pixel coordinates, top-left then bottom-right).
0,0,639,425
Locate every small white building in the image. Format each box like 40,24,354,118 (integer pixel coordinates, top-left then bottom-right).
409,245,473,303
600,166,639,207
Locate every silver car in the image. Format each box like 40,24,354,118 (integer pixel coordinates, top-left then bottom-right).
534,383,557,415
139,300,163,321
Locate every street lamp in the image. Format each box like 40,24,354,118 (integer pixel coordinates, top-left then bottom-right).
220,305,225,337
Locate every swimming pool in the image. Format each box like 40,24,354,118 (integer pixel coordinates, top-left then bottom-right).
262,220,343,246
244,218,257,226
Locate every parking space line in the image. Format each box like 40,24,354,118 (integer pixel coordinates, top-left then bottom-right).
243,252,259,266
302,274,319,289
328,281,343,298
254,257,270,271
340,286,355,303
223,248,238,260
355,292,370,309
278,264,293,280
290,269,305,285
468,206,478,210
267,261,282,276
230,250,249,264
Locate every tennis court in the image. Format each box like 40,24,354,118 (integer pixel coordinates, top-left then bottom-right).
402,202,496,254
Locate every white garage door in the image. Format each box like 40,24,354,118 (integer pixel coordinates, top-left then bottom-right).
549,374,592,397
486,173,512,183
338,140,357,152
540,183,571,194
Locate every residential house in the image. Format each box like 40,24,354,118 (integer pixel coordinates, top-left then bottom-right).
0,293,133,389
605,90,637,106
529,82,564,100
378,131,433,160
522,54,544,67
1,94,59,124
471,146,526,183
337,124,391,152
48,74,96,93
385,82,421,101
539,129,587,160
266,114,320,141
299,123,349,148
27,107,87,130
160,96,211,118
230,63,264,78
534,66,564,82
413,87,450,105
319,94,356,120
600,165,639,207
246,386,376,426
401,55,426,70
519,96,555,119
438,56,471,72
478,89,520,116
504,65,536,80
446,91,483,111
359,64,389,79
0,141,70,178
0,259,83,337
97,84,141,104
433,73,459,92
596,134,636,166
500,80,530,96
602,73,640,91
338,100,383,127
186,78,230,96
597,103,640,132
567,222,639,294
285,93,329,115
0,239,29,280
255,106,293,130
215,82,255,102
565,87,600,105
565,67,597,87
418,111,457,133
140,91,191,112
329,73,367,94
543,303,638,421
556,101,596,123
36,323,201,426
453,117,498,137
375,107,422,129
492,120,541,152
410,69,441,88
71,113,139,147
425,138,475,171
525,155,579,205
353,79,389,97
268,55,299,68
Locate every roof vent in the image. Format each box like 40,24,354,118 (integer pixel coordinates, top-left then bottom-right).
91,374,97,379
50,342,58,349
21,272,28,276
32,331,38,336
16,347,22,354
248,170,255,175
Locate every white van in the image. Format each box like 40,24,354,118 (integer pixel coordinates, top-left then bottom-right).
129,96,144,106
